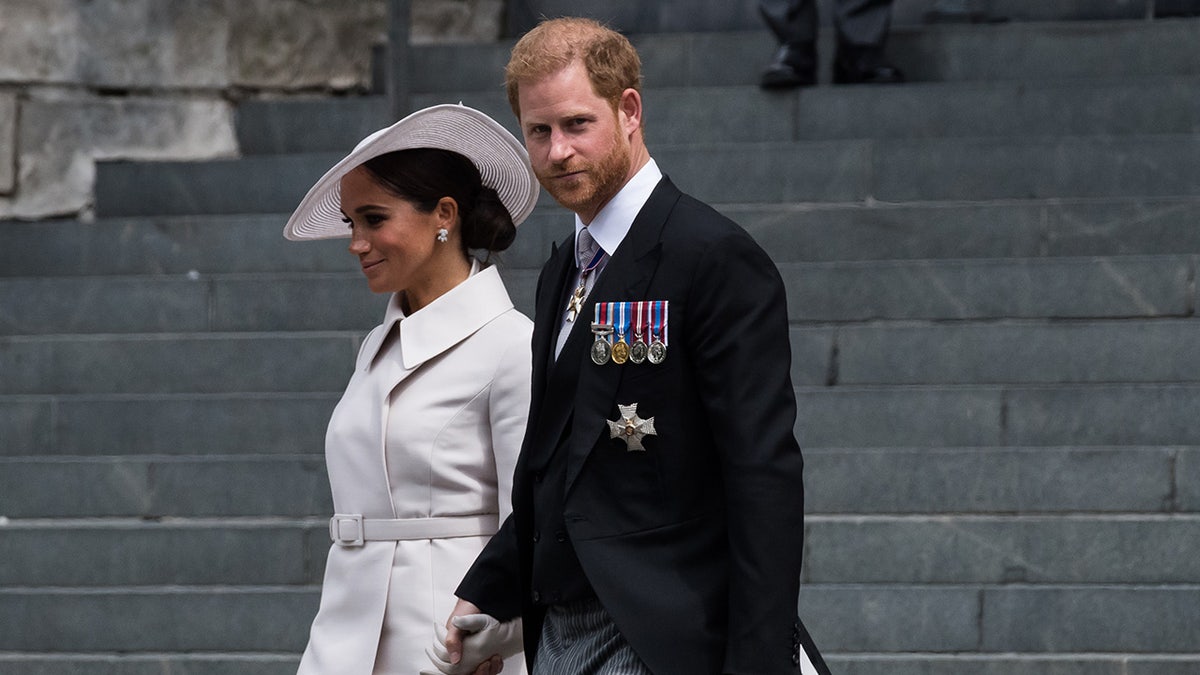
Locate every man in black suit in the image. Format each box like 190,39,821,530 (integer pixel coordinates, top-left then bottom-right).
442,16,829,675
760,0,904,88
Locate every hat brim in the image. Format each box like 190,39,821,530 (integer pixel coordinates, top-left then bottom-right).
284,103,538,241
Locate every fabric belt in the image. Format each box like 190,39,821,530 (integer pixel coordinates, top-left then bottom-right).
328,513,499,547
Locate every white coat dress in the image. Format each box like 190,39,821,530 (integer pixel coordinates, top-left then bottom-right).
298,262,531,675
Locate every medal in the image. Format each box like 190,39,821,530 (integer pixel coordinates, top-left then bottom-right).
607,402,657,451
629,301,648,364
590,322,613,365
611,302,630,364
647,300,668,364
567,246,606,323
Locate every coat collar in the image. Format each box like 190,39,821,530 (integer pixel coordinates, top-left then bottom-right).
362,260,514,370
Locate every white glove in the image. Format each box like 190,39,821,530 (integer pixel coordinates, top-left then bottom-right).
424,614,523,675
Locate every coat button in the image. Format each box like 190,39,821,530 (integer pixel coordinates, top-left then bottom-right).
555,530,567,542
531,591,541,603
532,531,540,543
534,471,544,483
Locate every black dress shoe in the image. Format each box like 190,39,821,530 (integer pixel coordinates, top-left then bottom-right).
760,43,817,89
833,45,905,85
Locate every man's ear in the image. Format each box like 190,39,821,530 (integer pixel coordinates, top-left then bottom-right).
618,88,643,136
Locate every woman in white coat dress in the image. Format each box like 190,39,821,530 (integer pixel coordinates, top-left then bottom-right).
283,104,540,675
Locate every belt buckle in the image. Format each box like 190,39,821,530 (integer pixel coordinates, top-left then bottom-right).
330,514,365,547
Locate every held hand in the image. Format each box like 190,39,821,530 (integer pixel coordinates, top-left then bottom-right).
428,599,522,675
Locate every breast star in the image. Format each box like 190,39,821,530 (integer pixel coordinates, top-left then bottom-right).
608,402,656,451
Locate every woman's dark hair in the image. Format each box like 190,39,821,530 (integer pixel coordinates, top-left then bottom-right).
360,148,517,254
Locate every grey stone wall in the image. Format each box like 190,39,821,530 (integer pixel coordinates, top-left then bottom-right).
0,0,501,221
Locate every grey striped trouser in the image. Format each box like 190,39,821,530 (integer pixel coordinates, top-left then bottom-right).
533,598,653,675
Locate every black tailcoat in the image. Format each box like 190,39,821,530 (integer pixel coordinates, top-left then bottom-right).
459,177,828,674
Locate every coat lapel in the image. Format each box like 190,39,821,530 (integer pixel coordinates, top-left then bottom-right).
523,178,683,491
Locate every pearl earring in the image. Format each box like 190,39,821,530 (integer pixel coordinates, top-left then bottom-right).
436,228,449,243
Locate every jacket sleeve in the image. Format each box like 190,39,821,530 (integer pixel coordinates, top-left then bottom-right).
688,230,806,673
456,513,523,620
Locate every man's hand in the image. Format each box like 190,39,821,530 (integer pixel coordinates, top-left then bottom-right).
428,598,510,675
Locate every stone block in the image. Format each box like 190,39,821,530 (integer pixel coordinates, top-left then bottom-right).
804,447,1176,514
1178,448,1200,512
642,87,794,144
15,95,236,220
412,0,504,43
95,152,340,218
0,588,319,651
0,458,152,517
149,457,331,519
0,457,331,518
1005,384,1200,447
0,523,316,586
77,0,228,89
804,515,1200,584
799,584,980,652
235,97,390,155
0,399,53,456
1040,200,1200,257
780,256,1191,322
655,141,870,204
0,92,14,194
827,654,1141,675
837,320,1200,385
0,278,209,335
0,0,81,84
981,586,1200,652
228,0,385,90
790,328,836,386
211,276,385,332
52,395,337,456
795,385,1003,448
0,334,357,395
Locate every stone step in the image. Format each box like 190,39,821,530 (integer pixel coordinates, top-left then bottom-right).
4,584,1198,654
498,0,1158,35
0,394,337,457
802,515,1200,584
811,318,1200,386
5,317,1200,395
0,520,326,587
0,333,358,395
1,254,1189,335
805,446,1194,515
0,655,300,675
798,584,1200,654
416,77,1200,147
825,654,1200,675
6,652,1196,675
7,444,1190,520
8,199,1200,277
0,456,331,519
2,515,1194,587
409,19,1200,92
0,587,318,652
94,135,1200,217
248,76,1200,154
9,382,1200,459
793,384,1200,448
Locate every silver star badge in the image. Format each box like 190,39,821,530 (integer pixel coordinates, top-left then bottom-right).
608,403,656,451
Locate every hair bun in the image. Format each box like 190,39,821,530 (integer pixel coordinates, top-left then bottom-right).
462,186,517,253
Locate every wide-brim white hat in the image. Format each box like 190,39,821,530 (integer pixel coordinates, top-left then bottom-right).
284,103,538,240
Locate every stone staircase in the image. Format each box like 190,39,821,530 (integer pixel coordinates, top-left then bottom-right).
4,7,1200,674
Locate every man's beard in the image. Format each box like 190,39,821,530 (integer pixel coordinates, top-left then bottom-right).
537,135,630,217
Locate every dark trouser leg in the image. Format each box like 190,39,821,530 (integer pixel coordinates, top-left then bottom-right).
831,0,904,83
759,0,818,88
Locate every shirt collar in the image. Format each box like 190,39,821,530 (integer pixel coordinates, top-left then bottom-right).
574,158,662,261
365,259,514,370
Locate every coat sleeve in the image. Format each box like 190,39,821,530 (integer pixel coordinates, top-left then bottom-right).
487,324,532,523
687,229,806,674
